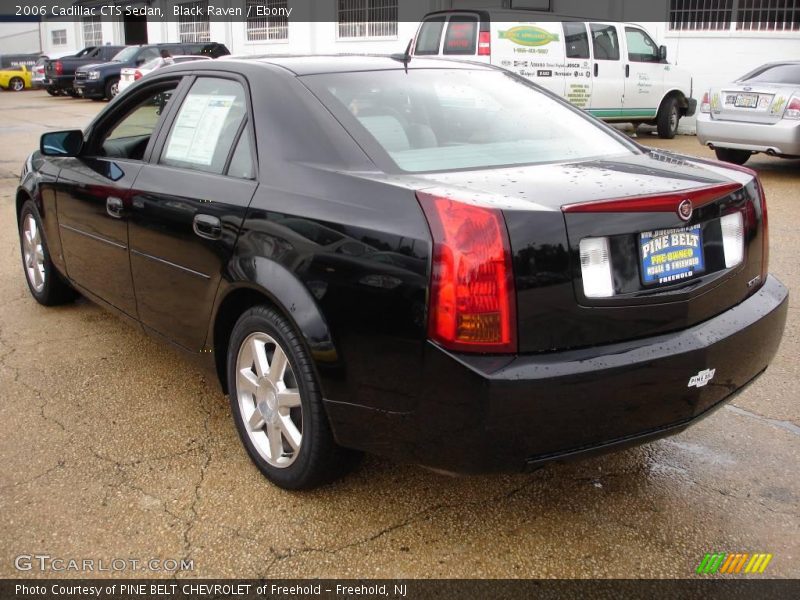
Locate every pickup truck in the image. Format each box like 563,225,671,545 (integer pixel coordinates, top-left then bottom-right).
43,45,126,96
74,42,230,101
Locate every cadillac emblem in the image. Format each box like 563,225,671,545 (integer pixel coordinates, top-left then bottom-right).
678,199,693,221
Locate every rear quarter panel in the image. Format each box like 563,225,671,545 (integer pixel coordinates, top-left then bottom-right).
212,66,434,415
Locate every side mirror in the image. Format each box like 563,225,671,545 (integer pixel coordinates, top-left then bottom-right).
40,130,84,157
659,45,667,61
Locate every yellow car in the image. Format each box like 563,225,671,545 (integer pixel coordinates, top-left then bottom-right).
0,65,32,92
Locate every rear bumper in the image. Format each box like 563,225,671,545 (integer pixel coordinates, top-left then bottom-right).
325,275,788,473
42,76,74,90
697,113,800,156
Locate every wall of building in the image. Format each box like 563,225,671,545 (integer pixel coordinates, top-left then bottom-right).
0,22,42,54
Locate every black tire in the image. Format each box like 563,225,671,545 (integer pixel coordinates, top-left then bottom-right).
45,87,58,96
9,77,25,92
18,201,77,306
104,78,119,101
656,96,680,139
227,305,359,490
714,147,752,165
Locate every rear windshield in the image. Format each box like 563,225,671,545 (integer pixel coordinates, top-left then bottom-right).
741,63,800,85
305,69,633,173
415,17,445,55
443,17,478,55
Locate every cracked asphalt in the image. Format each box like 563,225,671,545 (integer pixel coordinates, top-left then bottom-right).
0,90,798,579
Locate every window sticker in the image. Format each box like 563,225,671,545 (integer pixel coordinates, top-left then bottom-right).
164,94,236,166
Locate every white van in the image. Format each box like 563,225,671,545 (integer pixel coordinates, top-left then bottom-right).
412,10,696,138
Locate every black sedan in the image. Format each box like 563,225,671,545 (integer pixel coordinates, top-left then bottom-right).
16,56,788,490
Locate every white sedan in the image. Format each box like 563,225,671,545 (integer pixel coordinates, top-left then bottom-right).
697,61,800,165
118,55,212,94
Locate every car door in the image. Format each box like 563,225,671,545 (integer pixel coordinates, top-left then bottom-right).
56,78,184,316
127,75,258,351
623,26,664,120
588,22,624,118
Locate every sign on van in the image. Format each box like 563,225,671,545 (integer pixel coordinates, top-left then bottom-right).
498,26,560,47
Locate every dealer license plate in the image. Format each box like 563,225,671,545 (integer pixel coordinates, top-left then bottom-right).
640,225,705,286
734,93,759,108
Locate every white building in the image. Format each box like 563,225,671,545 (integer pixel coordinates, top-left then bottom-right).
0,22,42,54
31,0,800,132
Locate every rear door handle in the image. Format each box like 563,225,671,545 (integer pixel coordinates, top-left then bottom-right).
594,63,599,77
106,196,125,219
193,214,222,240
625,64,630,77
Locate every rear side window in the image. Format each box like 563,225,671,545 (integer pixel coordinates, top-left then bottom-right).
227,124,255,179
564,22,590,59
415,17,445,55
161,77,248,175
741,64,800,85
443,16,478,55
590,24,620,61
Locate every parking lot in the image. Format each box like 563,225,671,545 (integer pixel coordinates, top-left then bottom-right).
0,89,797,579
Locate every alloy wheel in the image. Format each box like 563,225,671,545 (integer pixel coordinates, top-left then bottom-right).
236,332,303,468
22,213,45,292
10,78,24,92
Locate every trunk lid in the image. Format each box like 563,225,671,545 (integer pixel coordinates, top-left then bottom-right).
710,83,799,124
414,150,765,353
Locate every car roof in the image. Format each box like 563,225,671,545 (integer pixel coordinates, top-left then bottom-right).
216,54,495,76
420,8,646,27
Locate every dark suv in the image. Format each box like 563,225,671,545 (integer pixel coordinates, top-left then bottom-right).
74,42,229,100
44,45,126,96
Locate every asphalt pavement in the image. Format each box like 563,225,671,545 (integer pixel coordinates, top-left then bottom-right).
0,90,797,578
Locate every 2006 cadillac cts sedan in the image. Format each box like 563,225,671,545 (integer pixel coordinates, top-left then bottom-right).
16,56,788,489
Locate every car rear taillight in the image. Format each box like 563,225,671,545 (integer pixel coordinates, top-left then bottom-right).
783,96,800,120
417,192,516,353
758,179,769,281
700,91,711,114
55,61,63,75
478,31,491,56
579,237,614,298
715,162,768,283
134,70,143,81
720,212,744,268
